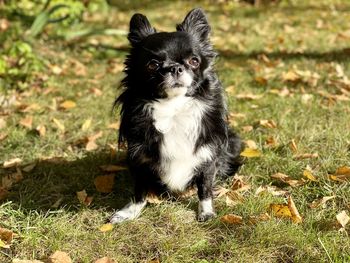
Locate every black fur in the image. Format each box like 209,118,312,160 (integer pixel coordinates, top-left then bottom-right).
113,8,243,222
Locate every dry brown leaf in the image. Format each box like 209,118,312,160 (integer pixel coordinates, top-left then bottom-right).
225,191,244,207
288,196,302,223
86,140,98,151
245,140,257,149
146,192,163,204
271,173,304,187
108,122,120,130
259,119,277,129
179,187,197,198
3,158,22,168
2,168,23,189
235,93,263,100
289,139,298,153
94,175,115,193
90,87,103,96
99,223,114,233
100,164,127,172
282,70,300,82
76,190,93,206
242,126,253,133
48,251,72,263
336,210,350,228
255,185,288,196
36,125,46,137
51,65,63,75
213,186,230,198
19,116,33,129
225,85,235,94
309,196,335,209
0,132,8,141
255,76,268,85
88,131,103,142
265,136,278,148
22,162,36,173
221,214,243,224
12,259,45,263
0,187,8,201
293,153,319,159
248,213,271,224
94,257,115,263
231,176,250,192
0,118,6,129
240,148,262,158
0,227,16,247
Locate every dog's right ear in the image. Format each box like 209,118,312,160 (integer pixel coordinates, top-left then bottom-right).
128,14,156,46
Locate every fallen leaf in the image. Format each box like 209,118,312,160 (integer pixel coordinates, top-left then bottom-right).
51,65,63,75
329,166,350,182
94,175,115,193
254,76,268,85
231,176,250,191
309,196,335,209
12,259,45,263
302,169,318,182
52,118,65,132
225,191,244,207
0,187,8,201
36,125,46,137
48,251,72,263
81,119,92,131
289,139,298,153
108,122,120,130
288,196,303,223
19,116,33,129
76,190,93,206
0,227,16,247
99,223,114,233
271,173,304,187
259,119,277,129
255,185,288,196
86,140,98,151
100,164,127,172
179,187,197,198
94,257,115,263
265,136,278,148
245,140,258,149
90,87,103,96
242,125,253,132
293,153,319,159
213,186,230,198
0,132,8,141
146,192,163,204
220,214,243,224
270,204,292,218
60,100,76,110
235,93,263,100
282,70,300,82
2,169,23,189
336,210,350,228
88,131,103,142
0,239,10,248
0,118,6,129
22,162,36,172
3,158,22,168
248,213,271,224
240,148,262,157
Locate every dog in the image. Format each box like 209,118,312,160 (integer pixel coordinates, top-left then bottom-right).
110,8,243,223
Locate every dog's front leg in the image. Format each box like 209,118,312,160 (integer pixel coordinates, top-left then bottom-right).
196,164,216,222
110,165,149,224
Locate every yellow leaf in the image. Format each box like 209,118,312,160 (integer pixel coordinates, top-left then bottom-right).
329,166,350,182
99,223,114,233
270,203,292,218
220,214,243,224
60,100,76,109
81,119,92,131
94,175,115,193
302,169,317,182
52,118,65,132
240,148,261,157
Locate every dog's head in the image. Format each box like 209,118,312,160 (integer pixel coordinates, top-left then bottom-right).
123,8,216,99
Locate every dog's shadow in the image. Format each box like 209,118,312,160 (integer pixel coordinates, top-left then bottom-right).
2,150,134,214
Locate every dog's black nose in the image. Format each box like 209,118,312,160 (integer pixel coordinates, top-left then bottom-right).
170,64,184,76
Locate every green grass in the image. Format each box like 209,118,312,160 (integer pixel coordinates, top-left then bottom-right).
1,0,350,262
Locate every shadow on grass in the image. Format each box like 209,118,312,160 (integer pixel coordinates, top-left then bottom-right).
2,150,134,214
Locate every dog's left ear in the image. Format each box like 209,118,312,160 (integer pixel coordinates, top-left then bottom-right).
176,8,210,41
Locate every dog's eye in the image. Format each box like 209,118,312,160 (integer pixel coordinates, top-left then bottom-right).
188,57,200,68
147,60,160,71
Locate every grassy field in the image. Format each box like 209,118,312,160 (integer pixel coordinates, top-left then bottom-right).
1,0,350,262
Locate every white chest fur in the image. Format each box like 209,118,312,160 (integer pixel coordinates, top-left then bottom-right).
150,93,213,192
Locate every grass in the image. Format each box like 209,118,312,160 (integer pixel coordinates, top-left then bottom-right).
1,0,350,262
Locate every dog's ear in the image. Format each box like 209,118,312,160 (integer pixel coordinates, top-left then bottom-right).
176,8,210,41
128,13,156,46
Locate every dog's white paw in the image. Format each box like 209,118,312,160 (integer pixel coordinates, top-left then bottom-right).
109,200,147,224
198,198,216,222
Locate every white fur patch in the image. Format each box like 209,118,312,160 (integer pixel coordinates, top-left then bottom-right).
198,198,214,215
149,92,213,192
110,200,147,224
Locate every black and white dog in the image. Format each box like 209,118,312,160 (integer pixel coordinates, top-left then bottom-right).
110,8,243,223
